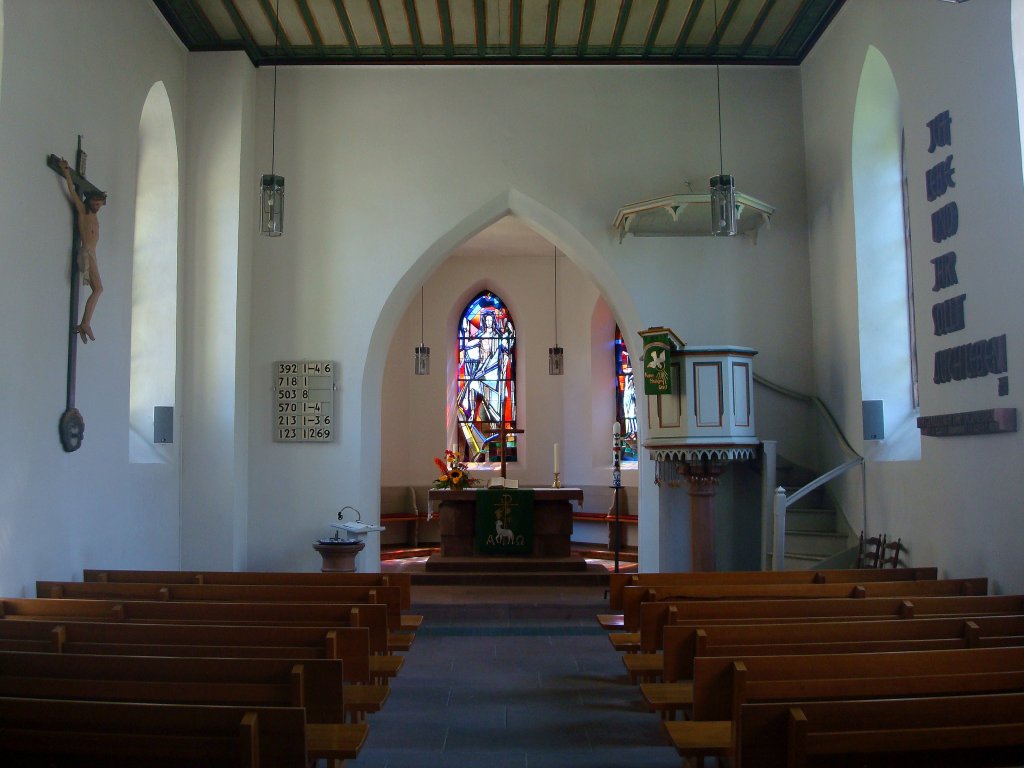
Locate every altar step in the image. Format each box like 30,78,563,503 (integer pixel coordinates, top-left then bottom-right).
409,555,608,586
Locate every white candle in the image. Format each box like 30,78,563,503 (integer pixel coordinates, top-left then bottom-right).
553,443,560,474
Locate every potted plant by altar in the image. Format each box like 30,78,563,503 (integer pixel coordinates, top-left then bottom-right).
432,450,478,490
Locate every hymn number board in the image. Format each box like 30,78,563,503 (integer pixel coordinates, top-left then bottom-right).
274,361,335,442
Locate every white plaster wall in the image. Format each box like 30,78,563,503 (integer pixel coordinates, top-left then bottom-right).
802,0,1024,593
0,1,186,595
180,52,254,570
242,65,813,574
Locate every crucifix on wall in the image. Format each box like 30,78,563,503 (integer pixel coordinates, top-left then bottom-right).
47,137,108,453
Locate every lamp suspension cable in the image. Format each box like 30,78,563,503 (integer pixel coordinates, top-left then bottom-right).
709,0,737,237
714,0,723,178
415,285,430,375
259,0,286,236
553,248,558,346
549,247,564,375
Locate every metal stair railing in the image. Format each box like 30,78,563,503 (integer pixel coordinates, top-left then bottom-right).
756,374,865,570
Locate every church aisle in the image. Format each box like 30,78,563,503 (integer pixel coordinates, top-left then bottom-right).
355,587,679,767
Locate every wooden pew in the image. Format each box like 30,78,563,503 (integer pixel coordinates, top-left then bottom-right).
85,567,416,611
39,580,416,649
0,696,308,767
0,619,389,722
663,647,1024,765
737,692,1024,768
1,596,394,653
636,593,1024,654
600,567,937,624
0,650,370,759
0,597,403,687
646,614,1024,687
617,576,987,636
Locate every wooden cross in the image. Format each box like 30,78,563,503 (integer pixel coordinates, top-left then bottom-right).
47,137,106,453
484,421,525,480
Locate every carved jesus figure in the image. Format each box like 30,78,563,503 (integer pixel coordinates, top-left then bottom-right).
58,158,106,343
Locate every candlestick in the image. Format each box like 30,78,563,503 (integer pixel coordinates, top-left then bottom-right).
552,471,561,489
612,422,622,489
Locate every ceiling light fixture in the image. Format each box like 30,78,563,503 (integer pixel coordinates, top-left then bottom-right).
415,286,430,375
549,248,564,375
710,0,736,237
259,0,285,236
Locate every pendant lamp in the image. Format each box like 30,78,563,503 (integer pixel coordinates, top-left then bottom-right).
549,248,564,375
710,0,736,237
260,0,285,236
415,286,430,375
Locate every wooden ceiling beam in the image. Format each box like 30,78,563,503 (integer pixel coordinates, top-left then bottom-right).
219,0,263,63
474,0,487,57
403,0,425,56
674,0,705,57
577,0,595,58
544,0,560,58
643,0,670,58
257,0,295,58
438,0,455,57
295,0,326,55
330,0,361,58
738,0,778,58
367,0,394,56
608,0,634,58
510,0,523,57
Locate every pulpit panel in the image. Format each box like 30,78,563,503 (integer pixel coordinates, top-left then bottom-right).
694,362,724,428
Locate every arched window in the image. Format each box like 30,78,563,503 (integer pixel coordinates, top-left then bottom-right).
853,46,920,457
1013,0,1024,182
455,290,517,463
129,82,179,462
614,326,638,462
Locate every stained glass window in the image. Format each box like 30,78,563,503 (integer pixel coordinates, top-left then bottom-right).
455,291,517,463
615,326,638,462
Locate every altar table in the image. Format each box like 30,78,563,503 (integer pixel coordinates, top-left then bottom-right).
427,488,583,558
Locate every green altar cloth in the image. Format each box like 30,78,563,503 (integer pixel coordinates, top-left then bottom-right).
475,488,535,555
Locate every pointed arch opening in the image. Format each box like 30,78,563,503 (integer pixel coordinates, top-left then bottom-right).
129,81,179,463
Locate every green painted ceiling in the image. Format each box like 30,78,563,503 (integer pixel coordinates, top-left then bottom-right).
152,0,847,66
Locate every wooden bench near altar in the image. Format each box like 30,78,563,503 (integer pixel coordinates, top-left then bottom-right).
427,488,584,571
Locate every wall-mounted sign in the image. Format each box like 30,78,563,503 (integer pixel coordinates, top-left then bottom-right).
273,360,335,442
924,109,1009,397
917,408,1017,437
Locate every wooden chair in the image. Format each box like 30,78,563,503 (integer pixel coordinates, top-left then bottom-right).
856,531,885,568
881,536,905,568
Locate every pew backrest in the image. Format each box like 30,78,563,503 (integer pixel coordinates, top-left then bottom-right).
639,594,1024,653
621,577,987,632
0,617,374,682
738,691,1024,768
0,695,307,767
692,645,1024,721
662,615,1024,681
85,568,414,610
1,597,391,654
40,580,404,622
0,650,346,723
607,568,938,610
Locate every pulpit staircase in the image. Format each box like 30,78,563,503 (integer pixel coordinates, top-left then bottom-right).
774,462,856,570
756,374,865,571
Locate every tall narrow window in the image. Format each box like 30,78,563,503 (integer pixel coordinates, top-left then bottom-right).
455,291,517,463
853,46,920,458
129,82,179,462
614,326,638,462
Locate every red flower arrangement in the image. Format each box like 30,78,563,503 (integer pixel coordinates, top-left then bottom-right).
432,449,477,490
